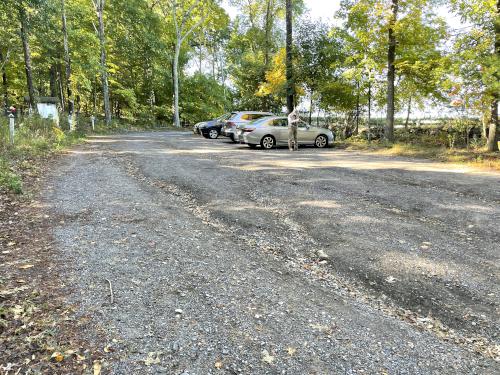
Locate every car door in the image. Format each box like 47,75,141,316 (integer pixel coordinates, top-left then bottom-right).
272,118,289,144
297,122,314,144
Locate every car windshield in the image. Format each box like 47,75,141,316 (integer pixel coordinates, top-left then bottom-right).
228,112,238,120
216,113,231,121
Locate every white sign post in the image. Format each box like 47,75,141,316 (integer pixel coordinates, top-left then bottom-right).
8,114,15,145
91,115,95,131
68,114,74,132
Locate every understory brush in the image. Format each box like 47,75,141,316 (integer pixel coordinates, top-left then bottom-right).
337,136,500,171
0,116,85,193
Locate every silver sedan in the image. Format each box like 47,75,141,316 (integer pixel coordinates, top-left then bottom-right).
240,116,335,149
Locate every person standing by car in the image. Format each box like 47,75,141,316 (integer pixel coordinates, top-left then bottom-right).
288,107,300,151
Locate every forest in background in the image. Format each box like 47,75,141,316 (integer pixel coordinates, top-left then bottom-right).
0,0,498,151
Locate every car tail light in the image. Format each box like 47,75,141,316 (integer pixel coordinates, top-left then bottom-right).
227,121,236,128
243,128,255,132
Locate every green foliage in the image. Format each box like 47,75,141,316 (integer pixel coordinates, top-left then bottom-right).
180,73,232,124
0,0,497,151
0,115,88,193
0,157,23,194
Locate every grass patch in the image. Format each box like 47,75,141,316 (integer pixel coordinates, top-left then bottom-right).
0,158,23,193
0,117,87,194
336,139,500,171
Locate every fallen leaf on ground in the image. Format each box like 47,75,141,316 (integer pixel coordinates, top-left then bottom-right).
51,352,64,362
93,360,102,375
214,360,223,369
385,276,397,283
144,352,162,366
18,264,34,269
287,347,297,356
261,349,274,364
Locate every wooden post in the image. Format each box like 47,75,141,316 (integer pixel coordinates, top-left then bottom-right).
8,113,14,145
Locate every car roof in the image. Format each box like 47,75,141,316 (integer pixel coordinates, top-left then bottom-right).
231,111,274,115
257,116,286,120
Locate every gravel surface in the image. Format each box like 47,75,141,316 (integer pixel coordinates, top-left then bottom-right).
45,131,499,374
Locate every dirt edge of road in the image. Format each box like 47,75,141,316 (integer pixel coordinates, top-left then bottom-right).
0,152,110,374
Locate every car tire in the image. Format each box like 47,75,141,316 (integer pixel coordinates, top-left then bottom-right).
260,135,275,150
248,144,257,149
229,134,236,142
208,129,219,139
314,134,328,148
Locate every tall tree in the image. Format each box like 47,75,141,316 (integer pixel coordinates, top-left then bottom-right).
385,0,398,142
18,1,37,112
0,50,9,110
452,0,499,151
61,0,73,116
487,0,499,151
157,0,209,127
285,0,294,113
93,0,111,125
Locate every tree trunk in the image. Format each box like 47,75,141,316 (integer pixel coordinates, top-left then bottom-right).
173,39,181,127
263,0,274,112
404,96,411,130
385,0,398,142
264,0,273,69
0,51,8,110
309,92,313,125
57,64,66,111
285,0,294,114
49,65,57,97
18,5,36,112
355,80,360,135
486,0,499,151
487,98,498,151
368,80,372,142
92,78,97,113
96,0,111,125
61,0,73,115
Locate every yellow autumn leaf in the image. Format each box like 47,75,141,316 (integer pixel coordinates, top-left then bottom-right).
51,352,64,362
93,360,102,375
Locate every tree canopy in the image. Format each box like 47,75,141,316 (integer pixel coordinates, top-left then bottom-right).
0,0,497,149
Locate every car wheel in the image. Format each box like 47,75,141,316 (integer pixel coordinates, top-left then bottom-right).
261,135,275,149
315,134,328,148
248,144,257,149
230,134,236,142
208,129,219,139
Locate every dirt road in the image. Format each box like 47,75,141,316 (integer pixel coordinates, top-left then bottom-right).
45,131,499,373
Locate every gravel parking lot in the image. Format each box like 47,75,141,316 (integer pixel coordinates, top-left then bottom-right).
45,131,499,373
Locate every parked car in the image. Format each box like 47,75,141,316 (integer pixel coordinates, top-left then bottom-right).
221,111,274,142
193,113,231,137
198,113,232,139
241,116,335,149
